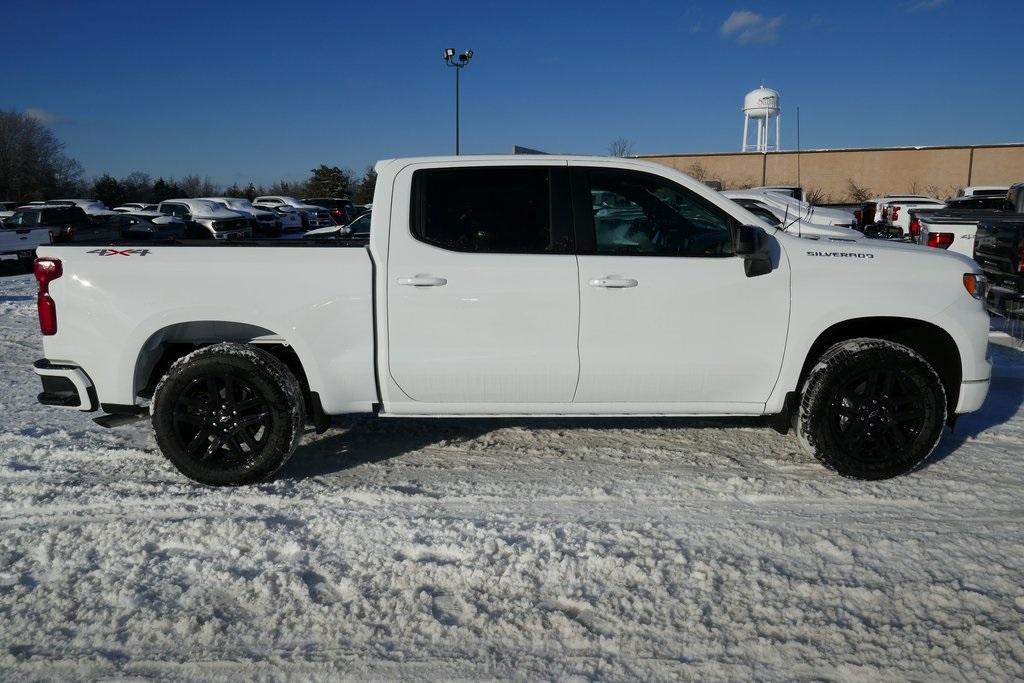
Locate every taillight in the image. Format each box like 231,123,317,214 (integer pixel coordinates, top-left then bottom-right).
34,258,62,336
881,206,890,221
60,226,74,241
909,217,922,239
926,232,954,249
1018,238,1024,274
891,206,901,223
854,209,862,225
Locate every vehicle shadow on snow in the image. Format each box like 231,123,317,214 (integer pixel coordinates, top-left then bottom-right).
278,414,767,480
926,340,1024,467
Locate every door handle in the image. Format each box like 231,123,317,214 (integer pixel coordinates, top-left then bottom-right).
588,276,638,288
397,275,447,287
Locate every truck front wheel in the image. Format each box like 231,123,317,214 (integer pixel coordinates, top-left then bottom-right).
795,339,947,480
151,343,305,486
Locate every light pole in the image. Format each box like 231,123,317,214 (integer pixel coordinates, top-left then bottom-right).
443,48,473,155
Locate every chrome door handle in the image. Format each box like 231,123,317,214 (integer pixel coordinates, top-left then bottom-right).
397,275,447,287
588,276,638,288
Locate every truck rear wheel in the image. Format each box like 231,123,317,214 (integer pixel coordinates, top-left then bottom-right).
151,343,305,486
795,339,946,480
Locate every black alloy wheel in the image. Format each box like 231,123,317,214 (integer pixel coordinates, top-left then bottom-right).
152,343,305,486
172,374,271,465
796,339,946,479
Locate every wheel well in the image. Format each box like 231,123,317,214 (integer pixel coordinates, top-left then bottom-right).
134,323,312,407
799,317,962,412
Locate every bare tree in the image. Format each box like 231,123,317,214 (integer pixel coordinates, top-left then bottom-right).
179,175,221,198
608,138,635,157
846,178,873,203
686,163,708,182
805,187,827,205
0,109,84,200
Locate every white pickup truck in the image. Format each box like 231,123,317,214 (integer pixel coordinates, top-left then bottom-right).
31,156,992,486
0,219,51,264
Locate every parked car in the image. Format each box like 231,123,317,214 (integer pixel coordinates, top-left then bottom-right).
752,185,805,202
113,203,159,213
7,205,120,244
915,188,1020,257
0,201,21,220
304,211,371,239
50,199,114,216
302,197,357,225
31,155,990,487
254,204,305,235
156,199,252,240
109,212,188,242
0,209,53,264
722,190,862,239
728,198,783,227
201,197,282,238
957,186,1009,198
253,196,334,228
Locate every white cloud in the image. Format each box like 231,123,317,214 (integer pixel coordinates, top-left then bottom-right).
25,108,66,125
720,10,782,44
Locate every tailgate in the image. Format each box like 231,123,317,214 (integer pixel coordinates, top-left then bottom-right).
0,226,50,255
974,220,1023,290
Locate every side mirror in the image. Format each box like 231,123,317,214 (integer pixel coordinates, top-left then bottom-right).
734,224,763,255
734,224,773,278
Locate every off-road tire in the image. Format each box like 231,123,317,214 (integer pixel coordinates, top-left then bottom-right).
151,343,304,486
795,338,947,480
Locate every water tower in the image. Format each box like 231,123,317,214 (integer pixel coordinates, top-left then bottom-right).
741,86,780,152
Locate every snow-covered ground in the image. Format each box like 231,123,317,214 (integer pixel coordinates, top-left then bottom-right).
1,271,1022,681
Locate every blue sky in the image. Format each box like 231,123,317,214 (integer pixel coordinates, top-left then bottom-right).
6,0,1021,185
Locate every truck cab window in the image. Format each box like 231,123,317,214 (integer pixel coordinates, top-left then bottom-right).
410,167,571,254
581,168,735,257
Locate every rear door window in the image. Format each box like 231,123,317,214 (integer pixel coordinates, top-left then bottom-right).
410,166,572,254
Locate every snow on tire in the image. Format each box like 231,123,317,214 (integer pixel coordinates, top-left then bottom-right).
151,342,305,486
795,338,947,480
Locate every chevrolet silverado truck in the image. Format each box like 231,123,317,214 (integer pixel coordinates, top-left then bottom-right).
31,156,992,485
974,184,1024,318
915,189,1023,257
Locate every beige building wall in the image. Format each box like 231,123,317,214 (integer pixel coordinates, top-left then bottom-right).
639,144,1024,202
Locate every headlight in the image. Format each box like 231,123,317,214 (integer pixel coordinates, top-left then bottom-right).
963,273,988,300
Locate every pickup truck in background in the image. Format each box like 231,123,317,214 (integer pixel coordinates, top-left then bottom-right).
854,195,938,231
973,184,1024,317
957,186,1009,198
253,196,335,229
30,156,991,486
156,199,253,240
5,205,121,245
873,197,945,237
915,188,1021,257
0,211,52,264
201,197,283,238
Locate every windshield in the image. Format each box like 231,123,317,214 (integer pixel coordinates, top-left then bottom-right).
349,213,371,234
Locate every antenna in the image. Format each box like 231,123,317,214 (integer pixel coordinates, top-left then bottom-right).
796,106,802,237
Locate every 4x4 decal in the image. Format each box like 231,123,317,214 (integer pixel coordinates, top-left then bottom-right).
86,248,151,256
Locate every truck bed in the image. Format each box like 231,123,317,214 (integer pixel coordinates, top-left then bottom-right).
34,242,379,414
